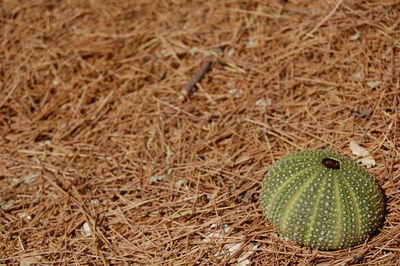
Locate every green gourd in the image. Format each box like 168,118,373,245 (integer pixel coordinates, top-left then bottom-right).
261,150,385,250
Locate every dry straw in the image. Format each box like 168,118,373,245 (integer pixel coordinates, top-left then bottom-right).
0,0,399,265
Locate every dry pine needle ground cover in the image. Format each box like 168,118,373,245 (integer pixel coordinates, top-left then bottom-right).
0,0,399,265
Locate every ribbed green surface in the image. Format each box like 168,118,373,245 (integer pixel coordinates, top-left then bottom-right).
261,150,385,250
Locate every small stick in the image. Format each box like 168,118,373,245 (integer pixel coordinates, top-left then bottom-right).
180,46,225,100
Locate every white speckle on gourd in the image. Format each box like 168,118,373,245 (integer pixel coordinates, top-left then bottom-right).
261,150,385,250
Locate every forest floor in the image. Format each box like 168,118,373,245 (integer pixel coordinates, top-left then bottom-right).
1,0,399,265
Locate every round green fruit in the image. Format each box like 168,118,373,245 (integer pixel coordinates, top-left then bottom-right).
261,150,385,250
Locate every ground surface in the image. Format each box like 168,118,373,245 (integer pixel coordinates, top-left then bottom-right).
1,0,399,265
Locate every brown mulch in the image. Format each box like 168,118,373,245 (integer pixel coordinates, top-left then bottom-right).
1,0,399,265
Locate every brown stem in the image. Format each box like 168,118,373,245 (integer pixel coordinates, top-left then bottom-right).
180,46,226,99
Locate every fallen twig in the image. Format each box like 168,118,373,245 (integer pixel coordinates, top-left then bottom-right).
180,46,226,100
